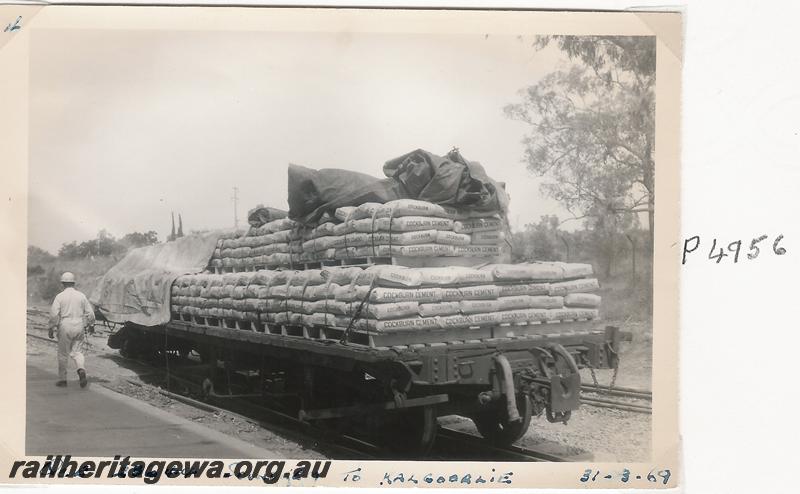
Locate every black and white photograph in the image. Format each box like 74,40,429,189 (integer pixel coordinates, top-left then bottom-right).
2,5,683,490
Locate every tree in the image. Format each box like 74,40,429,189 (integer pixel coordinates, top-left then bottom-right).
120,231,159,249
28,245,55,264
505,36,655,289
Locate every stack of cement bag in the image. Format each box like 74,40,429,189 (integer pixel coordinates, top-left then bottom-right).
171,262,601,332
208,218,299,271
207,199,510,270
298,199,508,262
205,199,508,271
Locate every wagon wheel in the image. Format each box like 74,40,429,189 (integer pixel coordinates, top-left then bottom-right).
473,393,533,446
383,405,438,457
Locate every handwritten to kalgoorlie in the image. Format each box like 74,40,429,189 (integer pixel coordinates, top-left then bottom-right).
682,234,786,264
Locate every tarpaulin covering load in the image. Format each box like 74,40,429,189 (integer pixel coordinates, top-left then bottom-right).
90,232,221,326
287,149,509,224
383,148,509,215
287,164,406,224
246,205,288,228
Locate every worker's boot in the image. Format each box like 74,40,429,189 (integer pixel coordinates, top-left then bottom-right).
77,369,87,388
55,380,67,387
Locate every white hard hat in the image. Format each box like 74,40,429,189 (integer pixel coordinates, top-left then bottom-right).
60,272,76,283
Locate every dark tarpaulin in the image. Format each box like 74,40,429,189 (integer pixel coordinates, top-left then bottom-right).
287,164,406,224
287,149,508,224
382,148,509,214
247,205,288,228
90,232,221,327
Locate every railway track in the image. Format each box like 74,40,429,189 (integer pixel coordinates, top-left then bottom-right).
580,383,652,414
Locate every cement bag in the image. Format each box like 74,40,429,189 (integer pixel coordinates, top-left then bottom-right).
548,278,600,297
265,299,288,313
234,272,257,285
527,283,551,295
333,222,355,236
269,283,290,299
301,284,331,301
481,263,558,281
289,269,327,286
335,245,390,259
349,218,380,233
308,299,349,315
350,202,384,220
271,230,293,243
374,216,454,232
311,222,337,238
362,301,420,320
287,285,307,300
459,299,501,314
322,266,362,285
548,308,583,321
529,296,564,309
338,232,372,247
375,199,454,219
383,230,439,246
441,287,462,301
231,286,247,300
458,284,501,300
357,265,422,288
334,206,356,222
439,312,501,329
272,312,291,325
453,245,501,257
471,230,505,245
497,283,529,297
435,231,472,246
266,253,292,266
369,287,442,304
303,235,347,252
416,266,485,286
453,217,504,234
497,295,533,311
498,309,531,324
333,284,370,302
265,218,297,233
418,301,460,317
564,293,602,308
396,244,456,257
363,316,441,332
438,314,475,329
553,262,594,279
304,313,335,327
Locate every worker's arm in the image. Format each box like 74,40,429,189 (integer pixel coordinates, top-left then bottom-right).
48,295,61,338
83,296,96,330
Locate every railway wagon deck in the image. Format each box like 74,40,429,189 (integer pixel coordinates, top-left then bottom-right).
110,316,627,453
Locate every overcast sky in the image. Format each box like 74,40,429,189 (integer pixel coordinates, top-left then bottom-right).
29,29,573,253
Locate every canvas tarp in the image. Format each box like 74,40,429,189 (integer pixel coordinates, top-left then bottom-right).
90,232,221,326
287,148,509,224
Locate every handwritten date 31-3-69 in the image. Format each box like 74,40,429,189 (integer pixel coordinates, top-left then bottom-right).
682,234,786,265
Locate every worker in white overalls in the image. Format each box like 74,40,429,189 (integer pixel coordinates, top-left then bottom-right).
48,272,95,388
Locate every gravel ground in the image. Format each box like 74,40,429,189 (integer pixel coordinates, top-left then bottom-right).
27,306,652,461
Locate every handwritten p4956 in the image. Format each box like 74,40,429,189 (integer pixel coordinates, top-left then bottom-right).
682,234,786,265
